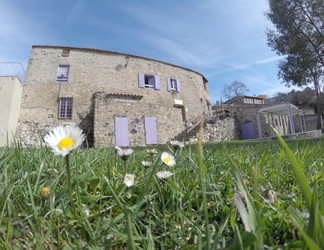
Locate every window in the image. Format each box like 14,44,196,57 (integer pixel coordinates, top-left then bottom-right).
254,99,263,104
56,65,70,82
138,74,160,90
167,78,180,93
244,98,253,104
62,49,70,57
58,98,73,119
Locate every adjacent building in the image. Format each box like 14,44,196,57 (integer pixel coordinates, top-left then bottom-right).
0,63,24,147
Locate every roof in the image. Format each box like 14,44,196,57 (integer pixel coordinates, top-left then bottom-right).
32,45,208,82
256,102,302,116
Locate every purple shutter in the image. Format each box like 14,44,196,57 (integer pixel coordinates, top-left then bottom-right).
115,117,129,146
175,79,180,93
144,117,157,144
167,78,172,92
138,73,145,88
154,76,160,90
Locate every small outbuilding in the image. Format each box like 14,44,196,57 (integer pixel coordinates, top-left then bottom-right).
255,102,306,138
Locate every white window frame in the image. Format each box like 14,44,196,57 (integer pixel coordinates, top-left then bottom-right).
58,98,73,119
56,64,70,82
170,79,177,91
145,75,156,89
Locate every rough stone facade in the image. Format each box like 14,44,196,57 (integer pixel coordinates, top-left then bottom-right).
17,45,211,147
202,117,240,142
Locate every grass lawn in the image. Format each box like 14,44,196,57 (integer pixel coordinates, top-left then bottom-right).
1,128,324,249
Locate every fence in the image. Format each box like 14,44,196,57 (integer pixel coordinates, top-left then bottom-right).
0,62,26,84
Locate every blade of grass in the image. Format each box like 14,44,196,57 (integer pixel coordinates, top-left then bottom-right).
272,127,312,208
287,206,321,250
228,157,263,249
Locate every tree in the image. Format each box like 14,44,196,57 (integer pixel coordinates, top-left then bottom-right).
266,0,324,129
221,80,249,101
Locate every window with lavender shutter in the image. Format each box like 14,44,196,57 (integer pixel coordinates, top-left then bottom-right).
167,78,172,91
138,73,145,88
175,79,180,93
154,76,160,90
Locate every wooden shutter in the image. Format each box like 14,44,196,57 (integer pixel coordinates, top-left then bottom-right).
115,117,129,146
175,79,180,93
144,117,157,144
167,78,172,92
154,76,160,90
138,73,145,88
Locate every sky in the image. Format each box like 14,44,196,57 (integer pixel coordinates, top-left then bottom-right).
0,0,300,104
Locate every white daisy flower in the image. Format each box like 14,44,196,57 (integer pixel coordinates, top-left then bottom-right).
124,174,135,187
44,125,85,157
115,146,134,160
169,140,185,150
161,152,176,167
141,161,152,168
156,171,173,179
147,148,157,156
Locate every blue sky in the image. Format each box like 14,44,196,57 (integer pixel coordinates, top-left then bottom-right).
0,0,299,103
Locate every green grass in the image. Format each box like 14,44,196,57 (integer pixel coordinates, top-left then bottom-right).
0,133,324,249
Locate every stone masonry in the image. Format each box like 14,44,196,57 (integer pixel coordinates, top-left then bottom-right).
17,45,211,147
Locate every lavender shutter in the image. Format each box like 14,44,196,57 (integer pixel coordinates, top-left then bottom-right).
175,79,180,93
154,76,160,90
167,78,172,92
138,73,145,88
144,117,157,144
115,117,129,146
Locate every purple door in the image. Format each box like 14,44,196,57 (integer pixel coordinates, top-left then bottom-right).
144,117,157,144
115,117,129,146
241,122,255,140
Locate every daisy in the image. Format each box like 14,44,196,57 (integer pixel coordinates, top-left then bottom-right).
169,140,185,150
147,148,157,156
115,146,134,161
44,125,85,157
124,174,135,187
40,187,51,199
161,152,176,167
156,171,173,179
141,161,152,168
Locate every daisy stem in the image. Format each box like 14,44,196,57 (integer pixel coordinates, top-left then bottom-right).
65,154,76,214
124,160,127,176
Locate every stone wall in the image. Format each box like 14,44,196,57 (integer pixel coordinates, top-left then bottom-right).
17,45,211,147
93,92,186,147
202,117,240,142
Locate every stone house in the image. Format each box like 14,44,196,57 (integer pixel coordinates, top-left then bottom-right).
17,45,211,147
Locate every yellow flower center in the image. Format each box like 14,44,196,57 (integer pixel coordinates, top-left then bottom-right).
164,157,170,164
149,149,154,153
41,187,50,194
125,177,130,183
41,187,51,198
58,137,74,150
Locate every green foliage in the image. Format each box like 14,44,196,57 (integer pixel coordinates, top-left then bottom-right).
0,135,324,248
